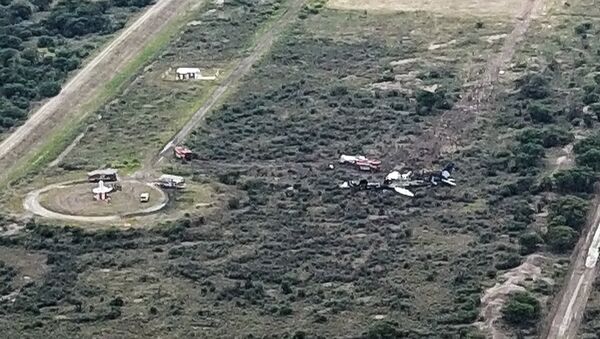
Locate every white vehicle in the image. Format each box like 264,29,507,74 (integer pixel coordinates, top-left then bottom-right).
155,174,186,189
139,193,150,203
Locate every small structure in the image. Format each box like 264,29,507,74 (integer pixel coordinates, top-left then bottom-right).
88,169,118,182
176,67,201,80
156,174,186,189
175,67,219,81
92,180,112,201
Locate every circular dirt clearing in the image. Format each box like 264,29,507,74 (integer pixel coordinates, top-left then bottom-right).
34,180,167,218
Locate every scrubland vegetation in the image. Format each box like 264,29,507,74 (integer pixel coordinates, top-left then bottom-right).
0,0,153,133
2,0,600,338
60,0,286,172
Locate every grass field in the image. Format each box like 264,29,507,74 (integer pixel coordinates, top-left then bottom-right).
327,0,525,17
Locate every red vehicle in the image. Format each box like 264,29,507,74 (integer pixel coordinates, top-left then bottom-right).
174,146,195,161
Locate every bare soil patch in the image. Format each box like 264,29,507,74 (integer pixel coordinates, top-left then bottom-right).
327,0,524,17
39,181,163,217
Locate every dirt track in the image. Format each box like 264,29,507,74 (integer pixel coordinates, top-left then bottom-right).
155,0,307,164
0,0,197,183
414,0,546,164
23,180,168,223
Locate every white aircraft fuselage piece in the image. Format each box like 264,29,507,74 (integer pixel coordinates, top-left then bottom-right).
92,180,112,200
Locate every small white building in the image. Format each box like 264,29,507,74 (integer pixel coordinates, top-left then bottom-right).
176,67,202,80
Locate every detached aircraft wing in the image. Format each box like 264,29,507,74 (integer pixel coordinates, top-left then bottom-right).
393,186,415,197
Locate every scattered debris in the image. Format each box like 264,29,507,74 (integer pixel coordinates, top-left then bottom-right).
390,58,420,67
339,162,457,198
339,154,382,172
419,84,439,93
428,39,457,51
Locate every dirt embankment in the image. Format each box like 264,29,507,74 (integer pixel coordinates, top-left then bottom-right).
0,0,198,183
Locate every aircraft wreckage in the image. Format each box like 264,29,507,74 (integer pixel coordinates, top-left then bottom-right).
338,157,457,198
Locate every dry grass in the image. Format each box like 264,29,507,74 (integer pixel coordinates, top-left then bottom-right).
327,0,525,17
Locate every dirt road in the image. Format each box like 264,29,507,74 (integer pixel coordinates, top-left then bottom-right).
23,180,168,223
0,0,197,182
155,0,307,164
544,197,600,338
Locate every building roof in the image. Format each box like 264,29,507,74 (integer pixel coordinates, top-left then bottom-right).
176,67,201,74
87,168,117,176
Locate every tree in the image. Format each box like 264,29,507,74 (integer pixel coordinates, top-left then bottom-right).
30,0,51,10
502,292,540,326
549,196,589,230
0,35,23,49
519,232,543,255
512,142,545,170
415,88,451,114
546,226,578,253
37,36,55,48
516,73,550,99
528,103,553,123
553,167,596,193
517,127,573,148
365,321,402,339
575,134,600,156
577,149,600,171
8,2,33,23
38,81,61,98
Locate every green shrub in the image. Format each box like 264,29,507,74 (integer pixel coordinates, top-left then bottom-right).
546,226,578,252
38,81,61,98
502,291,540,326
553,167,596,193
519,232,543,255
517,127,573,148
549,196,589,230
528,103,553,123
516,73,550,99
578,149,600,171
495,252,522,270
575,134,600,156
365,321,402,339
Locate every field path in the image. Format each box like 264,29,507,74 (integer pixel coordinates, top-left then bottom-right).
0,0,198,182
154,0,307,164
413,0,547,163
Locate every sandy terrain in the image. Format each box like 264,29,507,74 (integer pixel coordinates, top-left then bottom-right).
327,0,525,17
24,180,168,223
39,181,162,217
